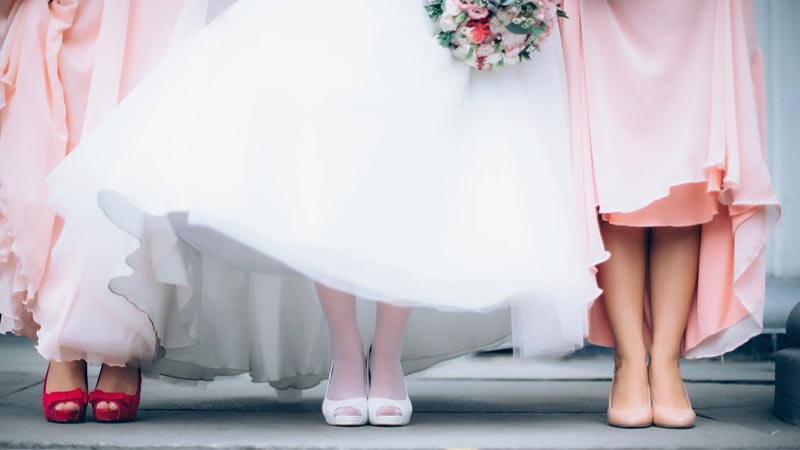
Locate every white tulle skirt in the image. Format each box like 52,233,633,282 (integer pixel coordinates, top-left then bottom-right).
46,0,601,386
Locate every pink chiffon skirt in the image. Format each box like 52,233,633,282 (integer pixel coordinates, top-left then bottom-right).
0,0,195,365
561,0,780,358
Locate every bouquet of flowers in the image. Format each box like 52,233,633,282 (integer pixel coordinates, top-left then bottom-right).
425,0,566,71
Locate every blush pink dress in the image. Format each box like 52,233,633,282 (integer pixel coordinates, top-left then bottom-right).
561,0,781,358
0,0,199,365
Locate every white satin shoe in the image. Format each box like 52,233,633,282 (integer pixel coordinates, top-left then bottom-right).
321,362,368,427
366,349,413,426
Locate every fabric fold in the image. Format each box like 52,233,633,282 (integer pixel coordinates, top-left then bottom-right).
0,0,205,366
560,0,780,358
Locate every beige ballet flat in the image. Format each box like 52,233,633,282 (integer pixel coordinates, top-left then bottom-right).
606,376,653,428
652,387,696,429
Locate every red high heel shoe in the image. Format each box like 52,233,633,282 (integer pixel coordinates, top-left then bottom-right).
89,366,142,423
42,361,89,424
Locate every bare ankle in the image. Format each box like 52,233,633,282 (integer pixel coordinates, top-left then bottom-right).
614,352,647,371
369,346,401,365
46,360,87,393
649,351,681,369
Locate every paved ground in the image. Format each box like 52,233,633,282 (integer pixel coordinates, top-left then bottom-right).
1,335,798,450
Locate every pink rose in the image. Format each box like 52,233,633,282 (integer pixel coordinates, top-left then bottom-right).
467,6,489,20
456,0,472,9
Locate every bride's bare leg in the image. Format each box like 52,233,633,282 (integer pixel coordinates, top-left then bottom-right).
369,302,411,416
317,283,365,417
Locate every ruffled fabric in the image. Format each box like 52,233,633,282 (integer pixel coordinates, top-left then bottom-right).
45,0,601,388
0,0,73,337
0,0,203,365
560,0,780,358
102,201,512,386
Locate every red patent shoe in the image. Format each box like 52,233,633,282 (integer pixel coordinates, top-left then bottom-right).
89,366,142,423
42,362,89,424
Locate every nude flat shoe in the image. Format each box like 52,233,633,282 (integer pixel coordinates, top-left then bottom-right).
652,387,696,429
606,375,653,428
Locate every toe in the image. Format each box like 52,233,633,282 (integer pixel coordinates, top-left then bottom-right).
96,401,120,411
333,406,361,417
54,401,79,412
377,406,402,416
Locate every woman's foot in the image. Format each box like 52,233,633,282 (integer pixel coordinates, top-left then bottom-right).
648,355,695,428
648,356,690,408
326,352,366,412
92,365,140,413
610,356,650,409
90,364,142,422
367,347,412,426
368,347,407,416
607,355,652,428
316,283,368,425
322,353,368,426
43,360,88,423
45,360,88,412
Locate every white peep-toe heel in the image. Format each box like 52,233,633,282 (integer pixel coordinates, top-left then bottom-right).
322,362,368,427
366,348,412,426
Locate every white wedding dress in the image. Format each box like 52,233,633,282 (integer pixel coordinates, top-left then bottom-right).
46,0,603,389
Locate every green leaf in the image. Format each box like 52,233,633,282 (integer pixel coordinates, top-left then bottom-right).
528,23,548,38
437,31,454,47
557,9,569,19
424,1,444,20
466,44,476,61
506,23,533,35
425,5,442,19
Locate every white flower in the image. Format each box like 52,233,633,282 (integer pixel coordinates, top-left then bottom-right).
496,10,512,24
455,33,472,47
444,0,462,16
504,54,520,65
490,16,505,34
453,44,471,60
440,15,458,32
502,30,527,47
466,53,479,68
486,53,503,65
